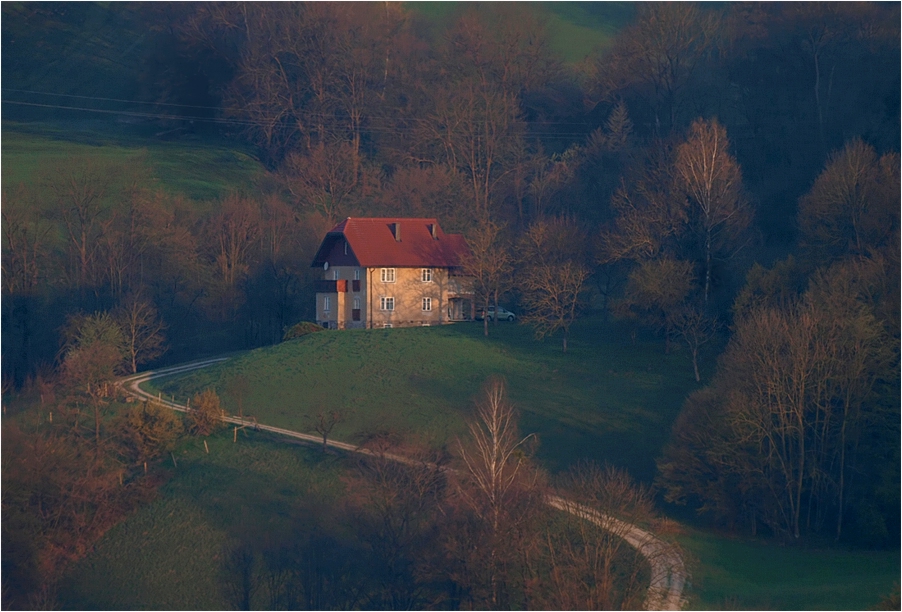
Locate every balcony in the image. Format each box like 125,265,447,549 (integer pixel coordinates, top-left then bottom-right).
314,279,348,293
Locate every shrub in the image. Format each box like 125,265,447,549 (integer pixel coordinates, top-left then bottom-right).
282,321,325,341
118,401,183,463
187,389,223,436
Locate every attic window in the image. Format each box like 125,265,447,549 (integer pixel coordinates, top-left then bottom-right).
344,240,348,255
391,222,401,241
428,223,438,239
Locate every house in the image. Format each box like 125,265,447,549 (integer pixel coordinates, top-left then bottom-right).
311,217,475,329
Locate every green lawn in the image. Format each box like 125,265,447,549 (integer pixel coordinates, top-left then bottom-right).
2,123,264,201
152,317,702,482
405,1,634,63
676,529,900,610
58,431,351,610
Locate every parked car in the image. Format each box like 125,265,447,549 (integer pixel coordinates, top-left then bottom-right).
476,305,516,321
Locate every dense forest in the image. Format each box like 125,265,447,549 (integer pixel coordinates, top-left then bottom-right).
2,2,899,601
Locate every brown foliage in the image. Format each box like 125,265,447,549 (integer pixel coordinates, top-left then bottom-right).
799,139,899,261
540,463,654,610
114,293,168,374
187,388,223,436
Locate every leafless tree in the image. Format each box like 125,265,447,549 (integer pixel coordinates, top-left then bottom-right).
310,409,345,453
668,302,720,381
1,186,49,296
798,138,899,260
455,378,542,608
674,118,751,306
114,293,168,374
518,218,590,352
542,463,656,610
463,219,513,337
593,2,721,134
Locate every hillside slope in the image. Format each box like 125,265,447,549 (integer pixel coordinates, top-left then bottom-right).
154,318,699,480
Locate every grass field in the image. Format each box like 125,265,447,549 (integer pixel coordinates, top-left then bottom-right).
407,1,634,63
676,528,900,610
151,317,702,482
2,123,264,201
58,431,351,610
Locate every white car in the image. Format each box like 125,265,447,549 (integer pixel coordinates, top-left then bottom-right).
478,305,516,321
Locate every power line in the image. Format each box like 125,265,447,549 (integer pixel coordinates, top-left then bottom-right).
2,87,598,130
2,99,598,139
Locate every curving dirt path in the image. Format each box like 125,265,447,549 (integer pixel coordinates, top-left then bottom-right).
119,359,687,610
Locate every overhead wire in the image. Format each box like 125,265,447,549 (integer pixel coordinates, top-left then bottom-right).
2,87,604,135
2,98,599,140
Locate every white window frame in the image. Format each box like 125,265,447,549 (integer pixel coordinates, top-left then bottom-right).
422,297,432,312
421,268,433,282
383,322,393,329
353,296,361,309
380,268,396,283
380,296,395,311
323,296,331,312
354,269,360,281
332,269,340,280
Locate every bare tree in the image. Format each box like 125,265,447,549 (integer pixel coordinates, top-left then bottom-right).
593,2,721,134
518,218,590,352
310,409,345,452
45,158,117,290
1,186,49,295
668,302,720,381
798,139,899,260
542,463,655,610
463,219,513,337
455,378,541,608
674,118,750,306
114,293,168,374
521,260,589,353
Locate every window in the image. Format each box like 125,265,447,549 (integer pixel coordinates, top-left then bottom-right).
353,297,361,310
421,268,433,282
344,241,348,255
380,296,394,311
323,296,331,312
354,269,360,281
383,322,393,329
332,269,340,280
381,268,395,283
422,297,432,312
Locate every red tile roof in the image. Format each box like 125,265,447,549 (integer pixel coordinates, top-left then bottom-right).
311,218,471,268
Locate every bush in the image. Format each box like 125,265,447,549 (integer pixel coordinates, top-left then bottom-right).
282,321,325,341
118,401,183,463
187,389,223,436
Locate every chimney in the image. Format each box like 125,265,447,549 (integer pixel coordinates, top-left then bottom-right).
428,223,438,239
391,222,401,241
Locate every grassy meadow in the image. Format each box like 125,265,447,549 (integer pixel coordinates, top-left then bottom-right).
676,529,900,610
407,1,635,63
2,123,264,202
151,317,702,482
59,431,351,610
